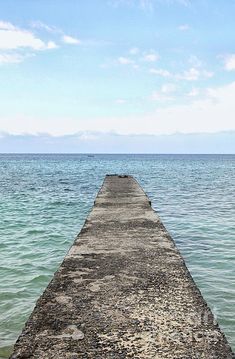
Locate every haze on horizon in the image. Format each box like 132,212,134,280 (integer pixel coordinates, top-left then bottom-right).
0,0,235,152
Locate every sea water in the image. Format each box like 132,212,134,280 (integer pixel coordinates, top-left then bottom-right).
0,154,234,358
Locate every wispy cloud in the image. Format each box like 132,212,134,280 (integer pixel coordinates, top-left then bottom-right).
148,81,235,134
1,82,234,136
149,68,171,77
0,53,27,64
161,83,177,93
188,55,202,68
110,0,153,10
110,0,191,10
174,0,191,6
46,41,58,49
118,56,134,65
116,98,127,104
178,68,213,81
129,47,140,55
178,24,190,31
32,20,105,48
151,83,177,101
187,88,199,97
150,66,213,81
224,54,235,71
177,68,200,81
117,49,159,68
0,20,85,64
0,20,58,64
1,130,234,153
139,0,154,10
142,52,159,62
0,21,57,51
30,20,60,34
0,21,16,31
62,35,81,45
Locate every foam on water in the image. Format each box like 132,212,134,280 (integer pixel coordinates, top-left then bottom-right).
0,154,234,358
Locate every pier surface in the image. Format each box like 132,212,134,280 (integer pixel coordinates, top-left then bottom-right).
11,175,234,358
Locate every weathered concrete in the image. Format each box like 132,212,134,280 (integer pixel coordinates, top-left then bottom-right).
10,175,234,358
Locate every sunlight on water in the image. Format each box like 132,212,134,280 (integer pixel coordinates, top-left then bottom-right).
0,154,234,358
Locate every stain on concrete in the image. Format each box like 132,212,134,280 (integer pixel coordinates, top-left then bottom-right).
10,175,234,358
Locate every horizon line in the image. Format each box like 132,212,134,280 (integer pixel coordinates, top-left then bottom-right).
1,152,235,155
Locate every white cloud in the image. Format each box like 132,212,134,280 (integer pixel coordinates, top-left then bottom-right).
0,21,17,31
151,83,176,101
116,99,127,104
30,21,60,34
177,68,213,81
0,29,45,50
79,132,98,141
31,22,82,46
46,41,58,49
0,20,57,50
188,55,202,68
178,67,200,81
224,54,235,71
118,56,134,65
151,91,163,101
118,49,159,67
143,53,159,62
1,82,235,136
0,53,25,64
149,52,212,81
139,0,153,10
150,67,213,81
150,68,171,77
202,70,214,78
188,88,199,97
176,0,191,6
129,47,139,55
178,24,190,31
147,82,235,134
110,0,191,9
110,0,153,10
62,35,81,45
2,131,234,154
161,83,176,93
0,20,59,65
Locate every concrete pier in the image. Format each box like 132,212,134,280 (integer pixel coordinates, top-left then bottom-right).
10,175,234,358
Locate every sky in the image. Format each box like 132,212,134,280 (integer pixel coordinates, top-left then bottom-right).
0,0,235,152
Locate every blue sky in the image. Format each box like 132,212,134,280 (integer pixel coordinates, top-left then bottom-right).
0,0,235,151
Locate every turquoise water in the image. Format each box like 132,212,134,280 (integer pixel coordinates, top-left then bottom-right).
0,154,234,357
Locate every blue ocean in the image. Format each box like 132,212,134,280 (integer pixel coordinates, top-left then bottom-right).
0,154,234,358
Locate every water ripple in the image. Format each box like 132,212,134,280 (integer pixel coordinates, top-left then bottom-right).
0,153,234,358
